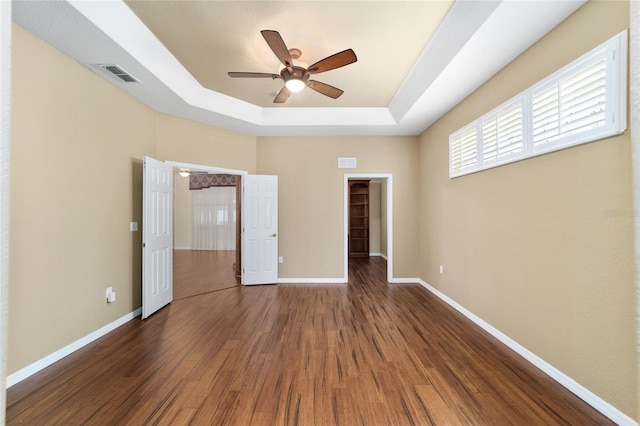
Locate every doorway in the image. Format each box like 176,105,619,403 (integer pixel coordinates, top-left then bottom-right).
143,158,279,317
343,174,393,283
167,161,246,299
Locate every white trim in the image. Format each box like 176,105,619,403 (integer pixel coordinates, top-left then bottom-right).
416,279,637,426
6,308,142,388
390,278,420,284
344,174,393,283
369,252,383,257
173,246,192,250
278,278,346,284
164,160,248,176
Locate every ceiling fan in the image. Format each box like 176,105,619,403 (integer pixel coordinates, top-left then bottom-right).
228,30,357,104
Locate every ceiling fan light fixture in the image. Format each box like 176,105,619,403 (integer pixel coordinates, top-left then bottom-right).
228,30,357,103
285,78,305,93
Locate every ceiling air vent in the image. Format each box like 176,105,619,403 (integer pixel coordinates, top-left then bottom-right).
338,157,356,169
97,64,139,83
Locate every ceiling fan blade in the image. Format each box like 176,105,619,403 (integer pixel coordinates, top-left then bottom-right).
261,30,293,68
273,86,291,103
228,72,280,79
308,49,357,74
307,80,344,99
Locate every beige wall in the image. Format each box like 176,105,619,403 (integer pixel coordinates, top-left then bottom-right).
257,136,418,279
9,25,156,373
418,0,637,418
174,175,191,249
155,114,256,173
8,24,257,375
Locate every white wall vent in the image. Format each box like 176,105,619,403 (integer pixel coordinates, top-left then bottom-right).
97,64,139,83
338,157,356,168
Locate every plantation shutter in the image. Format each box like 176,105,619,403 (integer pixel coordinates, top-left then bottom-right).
482,104,523,163
533,59,607,150
448,31,625,178
450,127,477,175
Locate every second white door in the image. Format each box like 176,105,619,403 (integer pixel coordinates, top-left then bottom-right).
242,175,278,285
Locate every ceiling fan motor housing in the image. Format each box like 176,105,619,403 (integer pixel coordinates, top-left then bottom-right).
281,66,309,84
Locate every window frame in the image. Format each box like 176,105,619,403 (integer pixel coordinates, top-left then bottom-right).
449,30,627,178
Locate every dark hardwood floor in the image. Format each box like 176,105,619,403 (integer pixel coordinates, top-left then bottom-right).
173,250,239,300
6,257,612,425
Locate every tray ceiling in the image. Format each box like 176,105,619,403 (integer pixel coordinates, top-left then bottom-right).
12,0,586,136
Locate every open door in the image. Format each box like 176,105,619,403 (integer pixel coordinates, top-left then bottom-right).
242,175,278,285
142,156,173,318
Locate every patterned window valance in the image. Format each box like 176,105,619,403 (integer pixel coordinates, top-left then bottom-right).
189,174,238,190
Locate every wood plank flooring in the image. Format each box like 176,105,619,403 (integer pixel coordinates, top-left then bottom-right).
6,257,612,425
173,250,239,300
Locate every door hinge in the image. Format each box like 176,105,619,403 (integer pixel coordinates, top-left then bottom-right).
142,242,146,248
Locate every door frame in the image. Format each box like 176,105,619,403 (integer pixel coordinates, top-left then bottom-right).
165,161,248,177
343,173,393,283
165,160,247,279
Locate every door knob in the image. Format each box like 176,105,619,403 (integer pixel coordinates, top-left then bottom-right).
271,233,277,237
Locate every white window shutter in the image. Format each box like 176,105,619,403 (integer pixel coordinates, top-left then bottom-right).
483,104,523,163
448,30,626,178
533,58,607,151
450,127,477,176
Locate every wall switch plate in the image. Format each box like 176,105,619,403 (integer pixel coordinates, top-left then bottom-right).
439,265,444,274
106,287,112,298
130,222,138,232
278,256,284,264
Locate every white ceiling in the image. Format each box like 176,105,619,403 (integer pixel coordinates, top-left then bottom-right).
12,0,586,137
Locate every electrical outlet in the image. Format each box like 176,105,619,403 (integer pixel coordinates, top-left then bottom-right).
130,222,138,232
278,256,284,264
106,287,116,303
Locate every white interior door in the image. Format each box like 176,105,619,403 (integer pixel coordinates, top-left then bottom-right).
242,175,278,285
142,156,173,318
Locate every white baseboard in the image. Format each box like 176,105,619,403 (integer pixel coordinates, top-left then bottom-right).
416,279,636,426
390,277,419,284
6,307,142,388
173,246,192,250
278,278,347,284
